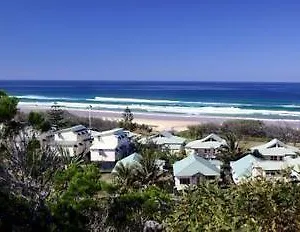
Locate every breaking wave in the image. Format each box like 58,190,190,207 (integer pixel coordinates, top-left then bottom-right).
18,101,300,119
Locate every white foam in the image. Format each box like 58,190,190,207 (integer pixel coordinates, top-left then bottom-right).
88,97,180,104
281,104,300,108
88,96,256,107
18,101,300,118
15,95,76,101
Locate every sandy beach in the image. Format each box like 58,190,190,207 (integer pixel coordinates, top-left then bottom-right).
19,104,300,131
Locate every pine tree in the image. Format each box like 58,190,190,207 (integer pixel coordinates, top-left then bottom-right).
48,103,65,129
122,107,134,123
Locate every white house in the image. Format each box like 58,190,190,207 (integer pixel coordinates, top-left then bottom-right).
139,131,186,153
185,133,226,159
250,138,299,161
231,139,300,183
51,125,93,156
90,128,131,169
173,154,220,190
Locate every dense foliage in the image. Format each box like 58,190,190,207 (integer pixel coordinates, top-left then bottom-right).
0,91,19,123
165,180,300,231
179,119,300,144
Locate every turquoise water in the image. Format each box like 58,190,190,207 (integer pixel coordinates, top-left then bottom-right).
1,80,300,120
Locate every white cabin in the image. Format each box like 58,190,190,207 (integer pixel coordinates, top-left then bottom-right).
185,133,226,159
51,125,93,156
90,128,130,168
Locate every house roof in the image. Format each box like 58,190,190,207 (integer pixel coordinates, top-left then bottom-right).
112,153,166,172
59,125,88,133
173,154,220,177
231,154,259,183
186,133,226,149
152,136,186,145
231,153,300,183
139,132,186,146
112,152,141,172
92,128,125,137
124,130,140,138
251,139,299,156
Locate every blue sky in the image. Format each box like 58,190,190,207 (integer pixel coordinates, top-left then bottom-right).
0,0,299,82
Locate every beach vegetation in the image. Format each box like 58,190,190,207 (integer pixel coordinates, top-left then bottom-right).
119,107,152,134
122,106,134,123
0,91,19,123
164,179,300,232
28,111,52,132
179,123,220,139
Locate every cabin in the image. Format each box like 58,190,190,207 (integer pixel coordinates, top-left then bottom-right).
50,125,93,156
185,133,226,159
250,138,299,161
139,131,186,153
173,154,220,190
90,128,131,169
231,139,300,183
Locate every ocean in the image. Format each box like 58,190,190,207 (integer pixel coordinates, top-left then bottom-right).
1,80,300,120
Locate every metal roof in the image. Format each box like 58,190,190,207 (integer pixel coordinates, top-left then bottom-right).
251,139,299,156
59,125,88,133
173,154,220,177
231,154,259,183
112,152,141,172
186,133,226,149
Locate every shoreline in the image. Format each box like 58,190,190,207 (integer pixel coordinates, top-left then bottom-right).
19,104,300,131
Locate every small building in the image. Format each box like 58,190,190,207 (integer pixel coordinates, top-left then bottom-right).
90,128,131,169
185,133,226,159
173,154,220,190
231,139,300,183
50,125,93,156
139,131,186,153
250,138,299,161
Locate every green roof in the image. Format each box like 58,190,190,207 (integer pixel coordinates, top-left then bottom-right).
173,154,220,177
112,152,141,172
231,154,259,183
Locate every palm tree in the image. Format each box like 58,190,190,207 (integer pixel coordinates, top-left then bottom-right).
218,133,244,186
112,162,138,191
136,148,172,189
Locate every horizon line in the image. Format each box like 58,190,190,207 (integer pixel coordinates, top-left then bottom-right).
0,79,300,84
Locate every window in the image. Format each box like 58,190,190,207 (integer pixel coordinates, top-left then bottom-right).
179,178,190,185
279,156,283,161
266,170,280,176
204,149,207,153
270,156,278,161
